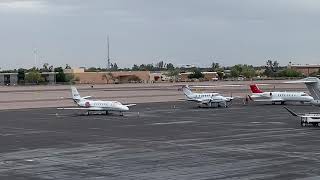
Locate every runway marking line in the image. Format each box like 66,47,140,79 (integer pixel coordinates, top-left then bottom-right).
150,121,195,125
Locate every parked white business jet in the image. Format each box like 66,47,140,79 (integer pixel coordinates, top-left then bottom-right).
182,85,233,107
57,86,136,115
284,106,320,127
286,77,320,106
248,84,313,105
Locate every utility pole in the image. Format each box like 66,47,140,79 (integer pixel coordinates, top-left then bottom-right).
107,35,111,70
33,48,37,68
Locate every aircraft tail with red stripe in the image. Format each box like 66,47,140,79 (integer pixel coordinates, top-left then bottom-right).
250,84,263,93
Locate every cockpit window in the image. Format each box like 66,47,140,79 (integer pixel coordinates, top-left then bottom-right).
114,101,122,105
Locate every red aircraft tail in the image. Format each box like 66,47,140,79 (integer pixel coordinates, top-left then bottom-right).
250,84,263,93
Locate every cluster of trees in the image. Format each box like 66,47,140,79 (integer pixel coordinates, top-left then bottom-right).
0,59,306,84
230,64,256,78
263,60,302,77
4,64,74,84
182,60,303,80
131,61,175,71
81,59,303,79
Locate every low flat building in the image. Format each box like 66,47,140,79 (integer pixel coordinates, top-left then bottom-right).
64,68,85,74
289,64,320,76
70,71,151,84
41,72,56,84
0,73,18,86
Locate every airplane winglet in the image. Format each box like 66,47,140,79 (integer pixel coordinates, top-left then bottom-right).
283,106,298,117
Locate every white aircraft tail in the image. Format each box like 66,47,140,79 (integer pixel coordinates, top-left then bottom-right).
71,86,81,101
304,77,320,100
182,85,194,98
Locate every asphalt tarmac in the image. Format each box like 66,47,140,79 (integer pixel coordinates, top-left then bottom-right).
0,102,320,180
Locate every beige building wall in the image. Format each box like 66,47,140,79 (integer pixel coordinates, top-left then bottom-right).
289,65,320,76
71,71,151,84
64,68,85,74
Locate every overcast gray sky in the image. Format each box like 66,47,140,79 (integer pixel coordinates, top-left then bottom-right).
1,0,320,69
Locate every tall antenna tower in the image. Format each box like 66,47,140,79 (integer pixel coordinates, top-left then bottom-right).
107,35,111,70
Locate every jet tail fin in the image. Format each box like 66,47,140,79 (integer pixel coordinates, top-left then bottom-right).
283,106,298,117
304,77,320,100
182,85,194,98
286,77,320,100
250,84,263,93
71,86,81,100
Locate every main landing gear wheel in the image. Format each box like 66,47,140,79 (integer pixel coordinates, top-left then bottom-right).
301,122,307,127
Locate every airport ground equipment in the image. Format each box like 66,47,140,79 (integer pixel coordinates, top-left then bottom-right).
284,106,320,127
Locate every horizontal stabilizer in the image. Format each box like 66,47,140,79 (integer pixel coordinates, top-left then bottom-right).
82,96,92,99
124,104,136,107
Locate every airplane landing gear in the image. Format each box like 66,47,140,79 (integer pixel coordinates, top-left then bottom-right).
105,111,109,115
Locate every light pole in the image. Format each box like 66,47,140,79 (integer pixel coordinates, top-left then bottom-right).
33,49,37,68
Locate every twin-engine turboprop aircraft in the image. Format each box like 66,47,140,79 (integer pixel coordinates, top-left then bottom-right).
57,87,136,115
182,85,233,107
248,84,313,105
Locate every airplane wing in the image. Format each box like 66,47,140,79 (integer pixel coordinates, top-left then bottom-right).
57,107,105,111
186,99,203,103
200,98,227,104
251,99,283,102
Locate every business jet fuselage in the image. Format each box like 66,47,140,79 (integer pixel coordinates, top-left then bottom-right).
58,87,135,115
249,84,313,104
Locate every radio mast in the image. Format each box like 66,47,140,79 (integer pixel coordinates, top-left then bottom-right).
107,35,111,70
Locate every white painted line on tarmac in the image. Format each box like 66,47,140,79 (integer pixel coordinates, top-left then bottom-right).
150,121,195,125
